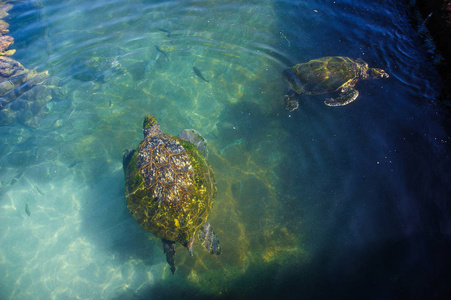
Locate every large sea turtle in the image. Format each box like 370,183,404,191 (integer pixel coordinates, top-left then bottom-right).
282,56,389,111
123,114,221,273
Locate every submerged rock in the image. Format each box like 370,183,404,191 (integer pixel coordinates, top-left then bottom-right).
123,114,221,274
0,20,9,35
0,56,25,77
1,75,66,128
0,4,13,20
413,0,451,109
71,56,125,82
0,35,14,56
0,2,66,128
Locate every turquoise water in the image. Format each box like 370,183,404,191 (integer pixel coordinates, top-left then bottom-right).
0,0,450,299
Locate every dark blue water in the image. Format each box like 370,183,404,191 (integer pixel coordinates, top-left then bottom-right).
0,0,449,299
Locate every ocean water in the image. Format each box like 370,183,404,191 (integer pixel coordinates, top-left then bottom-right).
0,0,450,299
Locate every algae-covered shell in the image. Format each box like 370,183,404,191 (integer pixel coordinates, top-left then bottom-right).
123,114,216,245
282,56,389,110
283,56,364,95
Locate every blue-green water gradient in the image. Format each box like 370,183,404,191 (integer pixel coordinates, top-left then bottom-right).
0,0,449,299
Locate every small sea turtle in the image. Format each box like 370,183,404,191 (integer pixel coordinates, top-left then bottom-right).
123,114,221,274
282,56,389,111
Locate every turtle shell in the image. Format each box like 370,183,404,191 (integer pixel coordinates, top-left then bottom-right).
124,124,216,244
284,56,363,95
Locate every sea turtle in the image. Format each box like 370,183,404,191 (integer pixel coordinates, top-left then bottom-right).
282,56,389,111
123,114,221,274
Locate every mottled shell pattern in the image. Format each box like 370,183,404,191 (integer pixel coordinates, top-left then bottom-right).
284,56,368,95
125,115,216,244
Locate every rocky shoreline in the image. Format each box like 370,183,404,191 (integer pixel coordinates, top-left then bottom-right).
0,1,65,128
414,0,451,110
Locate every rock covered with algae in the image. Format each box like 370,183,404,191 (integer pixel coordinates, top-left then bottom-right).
0,0,66,127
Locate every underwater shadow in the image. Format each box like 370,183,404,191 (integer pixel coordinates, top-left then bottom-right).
120,233,451,300
78,168,162,265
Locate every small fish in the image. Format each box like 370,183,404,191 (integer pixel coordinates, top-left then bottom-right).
34,184,45,195
155,46,169,61
10,175,20,185
144,51,161,72
12,172,24,184
231,180,242,199
25,201,31,216
157,28,171,37
69,161,83,168
193,67,209,83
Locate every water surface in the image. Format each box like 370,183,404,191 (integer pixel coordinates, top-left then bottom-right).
0,0,450,299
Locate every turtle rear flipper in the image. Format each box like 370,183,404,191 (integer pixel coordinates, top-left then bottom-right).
325,88,359,106
199,222,221,255
162,238,176,274
183,238,195,256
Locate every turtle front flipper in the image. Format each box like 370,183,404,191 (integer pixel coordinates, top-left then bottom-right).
162,238,176,274
198,222,221,255
324,88,359,106
122,149,135,169
178,129,208,158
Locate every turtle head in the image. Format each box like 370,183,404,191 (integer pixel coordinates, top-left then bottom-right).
142,114,161,137
369,68,389,79
143,114,159,128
